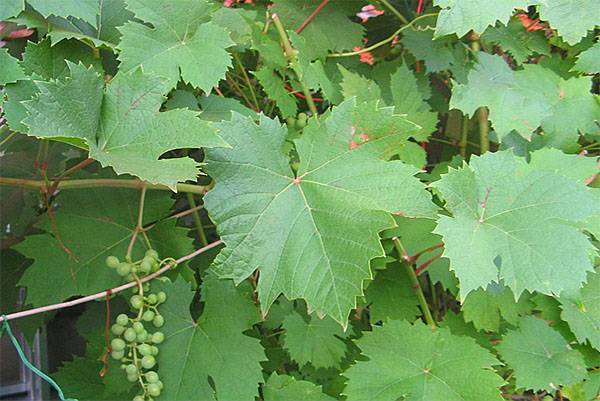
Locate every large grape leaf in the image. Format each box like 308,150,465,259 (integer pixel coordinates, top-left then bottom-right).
282,310,353,369
559,272,600,352
27,0,99,27
432,150,599,300
497,316,588,392
156,274,265,401
537,0,600,45
433,0,528,38
22,63,228,188
16,187,193,307
270,0,364,58
204,100,436,325
264,374,337,401
344,320,504,401
461,283,533,332
451,52,600,142
117,0,234,92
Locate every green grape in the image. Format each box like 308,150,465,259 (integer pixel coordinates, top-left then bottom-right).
146,371,159,383
147,294,158,304
157,292,167,303
296,118,307,128
130,295,144,309
137,343,152,356
145,249,159,260
286,116,297,129
142,310,155,322
141,355,156,369
126,373,138,383
147,383,161,397
133,396,145,401
150,346,159,356
157,381,163,390
133,321,144,334
111,338,126,351
117,263,131,277
111,350,125,360
150,261,160,272
152,315,164,328
111,324,125,335
124,328,137,342
130,265,138,274
116,314,129,326
139,260,152,273
106,256,120,268
297,112,308,121
125,364,137,375
151,332,165,344
136,332,148,342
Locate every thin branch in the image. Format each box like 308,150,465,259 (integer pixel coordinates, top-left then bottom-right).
47,158,95,195
0,240,224,323
186,193,209,246
0,177,210,194
295,0,330,34
233,52,260,111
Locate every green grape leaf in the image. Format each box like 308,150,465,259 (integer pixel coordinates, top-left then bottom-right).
339,66,382,104
47,0,134,47
23,63,228,188
16,188,192,307
270,0,364,58
117,0,234,92
364,264,420,324
254,67,297,118
441,311,493,350
481,19,551,64
402,29,456,72
559,272,600,352
282,310,352,369
0,49,25,85
204,100,436,326
573,42,600,74
451,52,600,142
537,0,600,45
198,94,257,122
157,274,265,401
390,64,438,138
497,316,588,392
27,0,99,27
433,0,528,37
432,150,599,300
52,357,109,401
528,148,598,183
0,0,23,20
462,283,533,332
264,373,337,401
344,320,504,401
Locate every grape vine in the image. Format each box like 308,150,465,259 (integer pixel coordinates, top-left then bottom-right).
1,1,599,401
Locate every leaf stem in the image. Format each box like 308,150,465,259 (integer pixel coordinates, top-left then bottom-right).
295,0,330,34
477,107,490,154
126,185,147,261
328,13,438,57
0,177,210,194
232,52,260,111
378,0,409,24
186,193,208,246
459,115,469,157
393,237,436,328
271,13,319,117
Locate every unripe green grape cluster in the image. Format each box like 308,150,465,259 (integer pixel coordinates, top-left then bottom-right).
106,249,167,401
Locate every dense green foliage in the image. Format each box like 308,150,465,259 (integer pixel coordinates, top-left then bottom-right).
0,1,599,400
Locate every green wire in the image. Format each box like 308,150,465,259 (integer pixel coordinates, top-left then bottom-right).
1,316,78,401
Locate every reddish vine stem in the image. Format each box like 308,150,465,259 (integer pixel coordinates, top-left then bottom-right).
0,240,223,323
410,242,444,263
415,252,443,275
295,0,330,34
47,158,95,195
99,289,113,378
